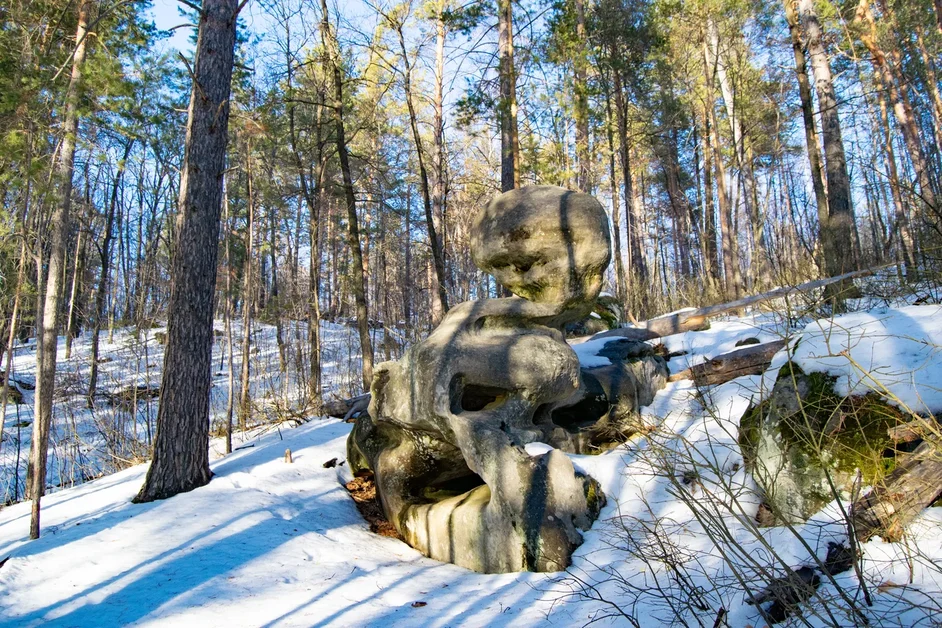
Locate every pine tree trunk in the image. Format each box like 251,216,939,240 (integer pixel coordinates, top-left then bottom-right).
612,69,647,286
707,19,768,287
432,9,449,315
63,228,85,360
604,84,627,307
135,0,239,503
0,165,32,457
238,148,255,432
498,0,520,193
783,0,829,270
574,0,590,192
221,182,235,454
396,24,448,323
403,184,413,330
857,0,939,218
29,0,91,538
873,70,916,275
88,139,133,404
702,38,742,299
321,0,373,391
799,0,856,289
697,114,719,293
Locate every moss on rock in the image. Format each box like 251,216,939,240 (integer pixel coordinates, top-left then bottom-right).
740,362,909,523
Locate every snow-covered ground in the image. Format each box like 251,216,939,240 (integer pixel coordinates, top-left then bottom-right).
0,319,373,505
1,302,941,626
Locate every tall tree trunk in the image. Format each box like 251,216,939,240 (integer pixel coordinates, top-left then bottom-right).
222,180,235,454
783,0,829,270
857,0,939,218
707,19,768,287
321,0,373,391
612,68,647,286
573,0,590,192
497,0,520,192
29,0,91,538
0,126,34,457
873,69,916,275
395,24,448,323
913,24,942,172
703,37,742,299
238,146,255,432
799,0,857,290
88,139,133,404
432,8,449,319
403,184,413,330
604,84,627,307
64,227,86,359
136,0,240,503
269,203,286,377
698,111,720,293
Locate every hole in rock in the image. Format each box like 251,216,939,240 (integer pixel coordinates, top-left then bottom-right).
460,384,510,412
421,472,486,502
550,375,608,433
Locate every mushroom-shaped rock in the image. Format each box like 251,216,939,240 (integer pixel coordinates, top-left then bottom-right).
347,185,665,574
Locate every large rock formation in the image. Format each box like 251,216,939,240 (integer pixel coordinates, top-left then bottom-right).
348,185,666,573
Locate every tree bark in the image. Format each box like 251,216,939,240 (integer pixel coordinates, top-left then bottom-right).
603,82,627,307
573,0,590,192
395,22,448,323
783,0,829,270
857,0,939,219
612,68,647,285
432,7,449,320
135,0,240,503
798,0,856,291
29,0,91,538
668,340,788,386
853,439,942,543
497,0,520,192
702,38,742,299
63,228,86,360
707,19,768,287
238,144,255,433
321,0,373,391
88,138,134,404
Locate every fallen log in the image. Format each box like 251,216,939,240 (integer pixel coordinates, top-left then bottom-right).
852,438,942,543
590,265,895,343
887,418,939,444
668,339,788,387
322,393,371,421
107,384,161,411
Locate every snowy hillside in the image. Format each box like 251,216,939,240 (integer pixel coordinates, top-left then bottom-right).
1,304,941,627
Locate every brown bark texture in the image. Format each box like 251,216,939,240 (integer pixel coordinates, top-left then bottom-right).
136,0,240,503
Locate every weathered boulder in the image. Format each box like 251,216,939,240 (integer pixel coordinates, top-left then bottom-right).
740,362,909,524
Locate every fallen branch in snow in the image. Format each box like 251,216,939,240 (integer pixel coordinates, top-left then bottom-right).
852,438,942,543
592,265,895,342
667,340,788,387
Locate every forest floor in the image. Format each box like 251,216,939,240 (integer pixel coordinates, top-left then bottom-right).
1,287,941,626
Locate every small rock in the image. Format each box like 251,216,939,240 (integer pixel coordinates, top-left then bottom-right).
323,457,338,468
823,541,855,576
748,566,820,624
